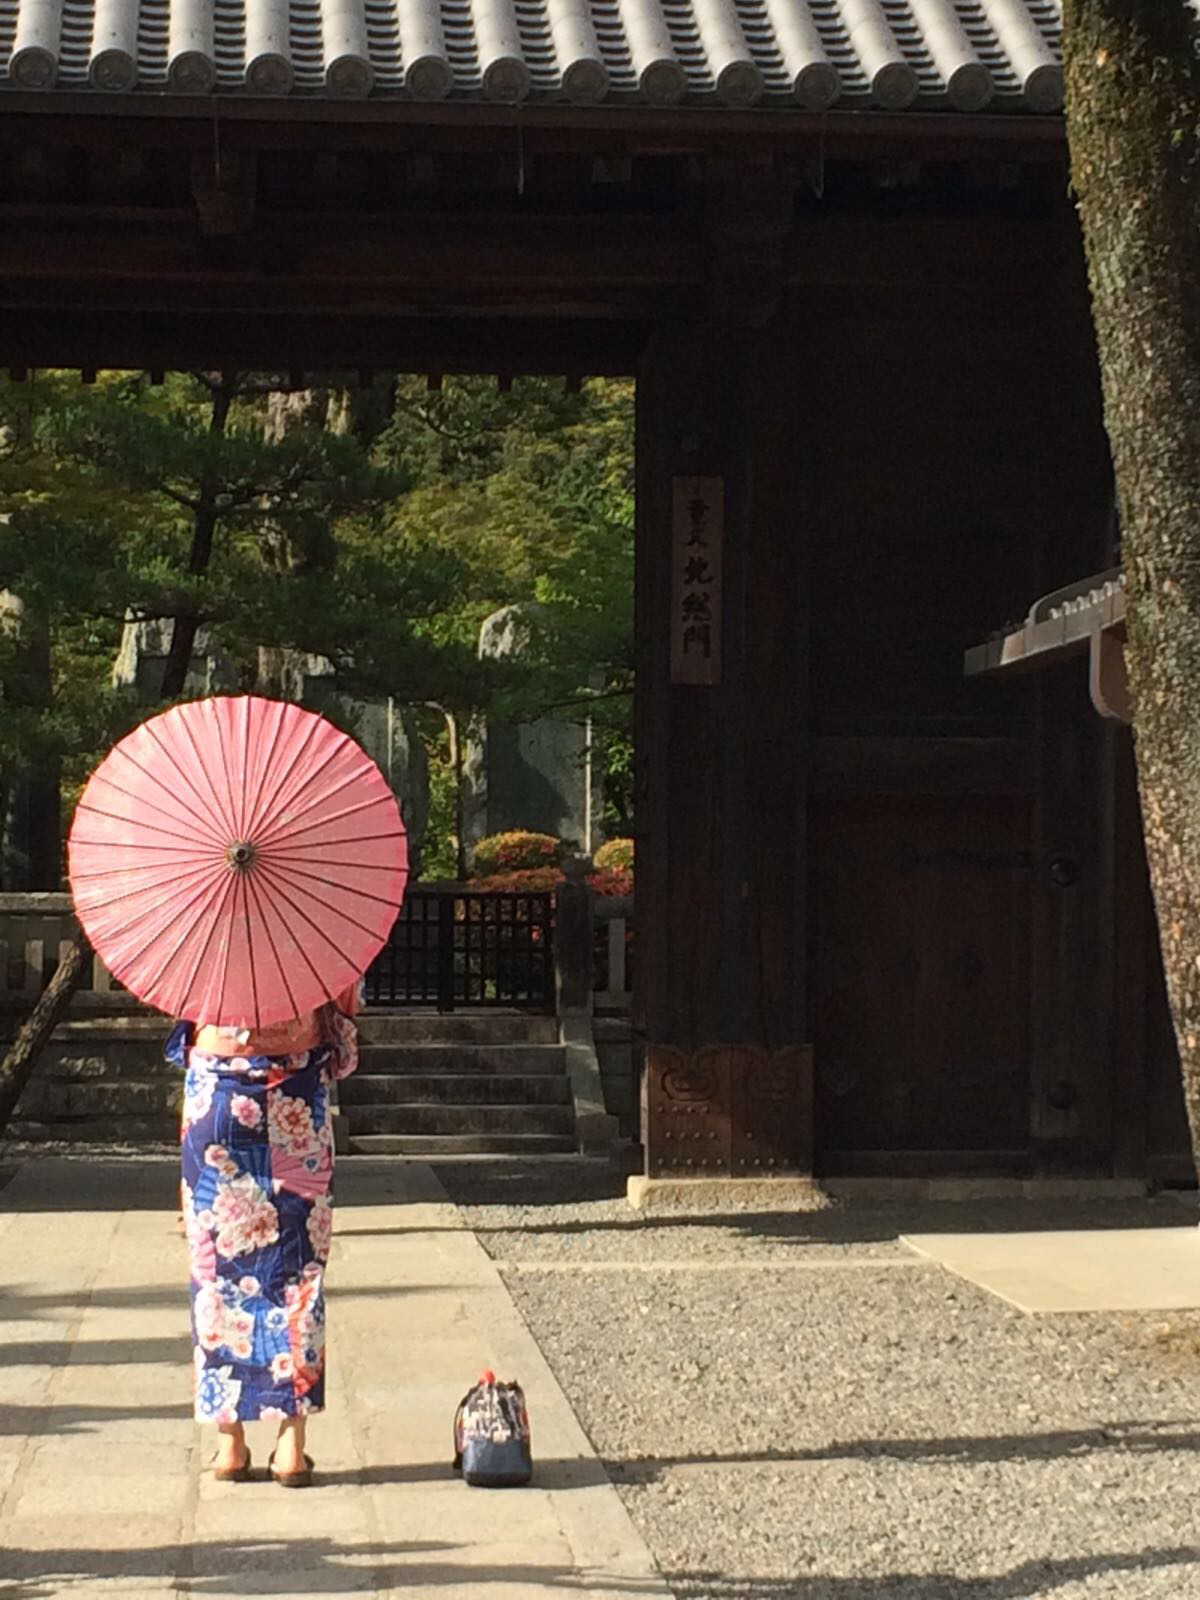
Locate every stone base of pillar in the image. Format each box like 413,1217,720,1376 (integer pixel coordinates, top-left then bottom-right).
627,1174,830,1212
642,1043,814,1178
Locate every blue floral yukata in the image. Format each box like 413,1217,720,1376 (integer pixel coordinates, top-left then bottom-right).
168,1021,351,1424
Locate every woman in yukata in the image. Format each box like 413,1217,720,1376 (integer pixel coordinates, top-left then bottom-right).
166,982,360,1488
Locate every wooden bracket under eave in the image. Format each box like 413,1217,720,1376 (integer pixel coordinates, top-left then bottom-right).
1089,626,1131,723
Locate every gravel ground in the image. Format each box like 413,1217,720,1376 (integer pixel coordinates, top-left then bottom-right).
435,1159,1200,1600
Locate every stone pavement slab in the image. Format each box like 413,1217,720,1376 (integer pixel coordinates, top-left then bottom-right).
0,1155,668,1600
902,1223,1200,1312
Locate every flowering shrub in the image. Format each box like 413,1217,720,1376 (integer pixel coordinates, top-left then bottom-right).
470,867,563,894
593,838,634,875
470,865,632,897
588,866,633,898
471,831,564,877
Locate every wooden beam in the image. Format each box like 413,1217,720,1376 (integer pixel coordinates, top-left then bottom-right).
0,210,706,327
0,307,644,376
0,98,1069,166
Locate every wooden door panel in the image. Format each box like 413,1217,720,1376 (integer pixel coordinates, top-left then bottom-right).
813,794,1032,1161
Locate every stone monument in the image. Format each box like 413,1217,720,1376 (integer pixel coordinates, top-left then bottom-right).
112,619,430,871
464,604,602,859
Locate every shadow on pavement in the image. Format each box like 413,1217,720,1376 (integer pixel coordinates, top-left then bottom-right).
0,1401,190,1436
0,1537,668,1597
2,1538,1198,1598
669,1546,1200,1599
608,1418,1200,1479
316,1455,611,1491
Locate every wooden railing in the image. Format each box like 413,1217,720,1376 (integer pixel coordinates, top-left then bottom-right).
0,888,634,1014
0,894,128,1008
364,884,555,1012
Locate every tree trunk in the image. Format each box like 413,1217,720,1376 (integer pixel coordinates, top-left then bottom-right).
161,380,234,699
1064,2,1200,1172
0,932,91,1135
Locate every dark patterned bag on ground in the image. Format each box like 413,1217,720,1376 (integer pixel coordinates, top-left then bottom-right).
453,1370,533,1487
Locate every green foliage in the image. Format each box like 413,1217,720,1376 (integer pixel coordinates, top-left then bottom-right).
420,744,460,880
471,830,564,876
382,376,635,869
595,724,634,838
376,377,634,720
0,368,636,882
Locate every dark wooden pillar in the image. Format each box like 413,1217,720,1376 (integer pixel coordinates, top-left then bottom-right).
634,220,812,1178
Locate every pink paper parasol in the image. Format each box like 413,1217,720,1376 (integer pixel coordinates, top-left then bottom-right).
68,695,408,1027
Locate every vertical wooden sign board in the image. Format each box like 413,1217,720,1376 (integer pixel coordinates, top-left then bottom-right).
671,477,723,685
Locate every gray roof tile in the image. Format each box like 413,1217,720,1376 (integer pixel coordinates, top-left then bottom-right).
0,0,1064,109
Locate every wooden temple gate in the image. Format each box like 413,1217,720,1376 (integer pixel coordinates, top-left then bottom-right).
3,0,1184,1184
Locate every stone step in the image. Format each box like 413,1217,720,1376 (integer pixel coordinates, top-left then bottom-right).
356,1043,564,1075
6,1115,179,1145
343,1102,574,1137
346,1133,578,1156
15,1077,181,1120
357,1013,558,1046
38,1043,178,1080
48,1014,167,1038
338,1073,571,1107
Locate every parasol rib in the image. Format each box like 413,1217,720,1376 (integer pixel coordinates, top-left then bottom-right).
240,870,262,1029
115,730,232,846
207,853,242,1029
95,866,235,995
250,761,380,850
237,698,252,839
76,767,226,851
256,858,393,942
74,860,226,915
249,870,340,1012
244,869,303,1022
210,700,245,843
240,699,296,844
254,859,404,910
245,735,361,847
170,869,241,1020
160,711,241,842
70,853,224,884
73,803,230,849
98,752,228,849
254,791,398,851
265,830,408,853
241,714,325,845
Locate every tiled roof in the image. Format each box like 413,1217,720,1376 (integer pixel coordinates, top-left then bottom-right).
0,0,1063,111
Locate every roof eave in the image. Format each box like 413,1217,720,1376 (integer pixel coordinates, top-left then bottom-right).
0,90,1067,155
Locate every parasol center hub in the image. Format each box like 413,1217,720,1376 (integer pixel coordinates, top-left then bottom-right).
228,841,258,871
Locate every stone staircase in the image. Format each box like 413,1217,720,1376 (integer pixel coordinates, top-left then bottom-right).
339,1013,577,1156
8,1015,181,1144
6,1010,584,1156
